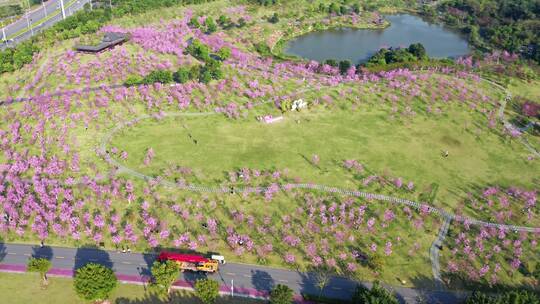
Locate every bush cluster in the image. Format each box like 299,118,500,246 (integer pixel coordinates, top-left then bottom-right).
0,0,219,75
365,43,427,66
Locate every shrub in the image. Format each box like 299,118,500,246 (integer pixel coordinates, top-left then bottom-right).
270,284,294,304
173,67,191,83
73,263,117,302
339,60,352,75
194,278,219,304
269,13,280,24
205,17,217,33
352,281,398,304
124,75,143,86
217,47,231,61
142,70,173,84
186,39,211,62
465,290,540,304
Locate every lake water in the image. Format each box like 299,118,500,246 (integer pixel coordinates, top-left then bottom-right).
284,14,471,64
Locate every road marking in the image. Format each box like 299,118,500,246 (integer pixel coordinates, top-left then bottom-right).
56,256,65,259
139,263,147,266
23,253,31,257
7,252,16,255
243,274,250,278
225,272,236,276
278,279,288,283
121,261,131,265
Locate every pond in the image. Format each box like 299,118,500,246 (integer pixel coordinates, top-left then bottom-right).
284,14,471,64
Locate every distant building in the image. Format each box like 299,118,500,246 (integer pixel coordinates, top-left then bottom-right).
74,32,129,53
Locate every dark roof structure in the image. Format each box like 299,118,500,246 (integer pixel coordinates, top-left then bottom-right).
75,32,129,53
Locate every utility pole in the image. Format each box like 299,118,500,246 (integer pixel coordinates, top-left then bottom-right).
60,0,66,19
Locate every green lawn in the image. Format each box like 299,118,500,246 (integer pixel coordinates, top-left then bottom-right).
110,103,538,213
0,272,264,304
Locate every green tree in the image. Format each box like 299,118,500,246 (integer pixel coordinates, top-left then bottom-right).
324,59,338,67
217,47,231,61
237,18,246,28
407,43,427,59
142,70,173,84
339,60,352,74
27,257,52,286
367,253,384,272
218,15,229,25
189,65,201,80
150,260,180,296
173,67,192,83
270,284,293,304
499,290,540,304
205,17,217,33
465,291,497,304
328,3,339,14
73,263,117,302
186,39,211,62
194,278,220,304
352,281,398,304
352,3,361,14
124,75,143,86
189,16,200,28
269,12,279,24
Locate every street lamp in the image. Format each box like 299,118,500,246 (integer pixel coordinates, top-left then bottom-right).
25,14,33,36
42,0,47,17
60,0,66,19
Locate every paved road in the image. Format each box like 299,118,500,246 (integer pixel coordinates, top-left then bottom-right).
1,0,91,49
0,242,469,303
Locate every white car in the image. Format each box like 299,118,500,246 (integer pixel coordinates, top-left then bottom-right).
211,255,226,264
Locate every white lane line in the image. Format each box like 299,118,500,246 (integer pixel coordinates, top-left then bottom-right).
23,253,31,257
225,272,236,276
7,252,17,255
56,256,65,259
139,263,147,266
121,261,131,265
278,279,288,283
243,274,250,278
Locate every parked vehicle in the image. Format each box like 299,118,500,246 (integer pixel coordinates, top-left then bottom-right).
157,252,225,273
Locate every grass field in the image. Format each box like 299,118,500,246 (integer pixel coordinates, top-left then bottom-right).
110,98,538,213
0,272,264,304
